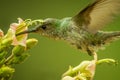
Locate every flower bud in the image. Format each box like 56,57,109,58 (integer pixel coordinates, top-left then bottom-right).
1,38,12,46
97,58,117,65
62,61,91,77
0,66,15,77
26,38,38,49
11,53,29,64
0,51,7,60
62,76,74,80
0,29,4,38
12,45,25,56
0,38,12,51
0,59,5,65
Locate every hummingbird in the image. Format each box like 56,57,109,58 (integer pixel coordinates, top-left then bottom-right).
17,0,120,56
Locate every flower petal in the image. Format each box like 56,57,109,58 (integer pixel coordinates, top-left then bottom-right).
9,18,28,47
0,29,4,38
86,60,96,77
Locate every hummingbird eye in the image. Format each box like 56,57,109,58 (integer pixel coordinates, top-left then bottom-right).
41,25,47,30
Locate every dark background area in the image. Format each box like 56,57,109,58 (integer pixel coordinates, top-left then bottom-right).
0,0,120,80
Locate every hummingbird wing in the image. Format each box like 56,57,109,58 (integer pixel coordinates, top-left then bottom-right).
72,0,120,33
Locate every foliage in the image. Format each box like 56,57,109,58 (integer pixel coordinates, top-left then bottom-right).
0,18,39,80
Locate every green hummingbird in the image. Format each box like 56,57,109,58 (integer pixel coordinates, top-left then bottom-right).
17,0,120,55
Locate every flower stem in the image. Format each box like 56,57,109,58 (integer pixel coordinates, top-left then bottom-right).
93,52,98,61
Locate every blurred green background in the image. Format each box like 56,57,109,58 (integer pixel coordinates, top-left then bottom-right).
0,0,120,80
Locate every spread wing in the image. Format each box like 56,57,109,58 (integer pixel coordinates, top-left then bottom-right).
72,0,120,33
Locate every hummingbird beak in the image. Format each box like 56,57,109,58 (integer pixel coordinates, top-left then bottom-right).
16,24,42,36
16,28,37,36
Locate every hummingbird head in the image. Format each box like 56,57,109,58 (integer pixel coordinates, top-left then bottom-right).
34,18,60,38
17,18,61,38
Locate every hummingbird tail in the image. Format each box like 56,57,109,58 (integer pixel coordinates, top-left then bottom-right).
100,31,120,43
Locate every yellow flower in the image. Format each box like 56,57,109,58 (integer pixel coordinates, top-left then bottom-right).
7,18,28,47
